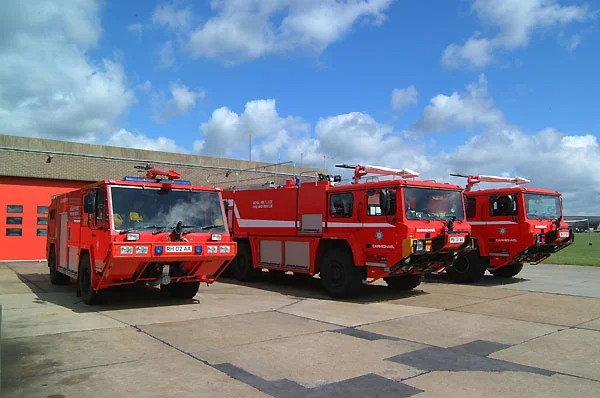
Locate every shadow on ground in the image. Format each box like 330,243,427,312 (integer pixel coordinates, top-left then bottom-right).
15,273,201,313
217,270,428,304
425,272,529,287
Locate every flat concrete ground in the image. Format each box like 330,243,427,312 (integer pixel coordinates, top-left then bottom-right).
1,262,599,398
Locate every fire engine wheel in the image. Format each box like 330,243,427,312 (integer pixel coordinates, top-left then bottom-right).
320,249,363,298
233,243,261,282
78,254,102,305
446,251,487,283
167,282,200,299
384,274,422,291
490,263,524,278
49,248,70,285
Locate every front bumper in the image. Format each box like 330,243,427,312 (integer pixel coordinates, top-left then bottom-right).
510,229,574,265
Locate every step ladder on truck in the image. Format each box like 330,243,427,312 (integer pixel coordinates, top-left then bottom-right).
46,165,237,304
446,173,574,283
221,163,475,298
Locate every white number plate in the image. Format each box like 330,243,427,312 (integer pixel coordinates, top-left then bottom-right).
559,231,569,238
449,236,465,244
165,245,192,253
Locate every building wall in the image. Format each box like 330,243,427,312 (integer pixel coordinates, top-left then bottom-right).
0,177,89,260
0,134,324,261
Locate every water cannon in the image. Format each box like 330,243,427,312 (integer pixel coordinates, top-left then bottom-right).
336,164,419,184
450,173,530,191
134,164,181,180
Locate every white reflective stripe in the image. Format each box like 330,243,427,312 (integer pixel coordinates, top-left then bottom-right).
327,222,395,228
366,262,387,267
233,202,241,219
489,252,511,257
469,221,517,225
237,219,296,228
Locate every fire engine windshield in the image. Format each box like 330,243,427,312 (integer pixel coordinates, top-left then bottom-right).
404,187,464,221
525,193,561,220
110,187,226,232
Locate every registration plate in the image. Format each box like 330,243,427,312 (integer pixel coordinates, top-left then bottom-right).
559,231,569,238
449,236,465,244
165,245,192,253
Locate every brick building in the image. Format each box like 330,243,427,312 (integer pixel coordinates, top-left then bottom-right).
0,134,320,261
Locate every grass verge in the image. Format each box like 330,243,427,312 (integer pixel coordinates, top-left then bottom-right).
544,232,600,266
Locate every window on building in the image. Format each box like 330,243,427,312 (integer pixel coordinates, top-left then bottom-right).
329,193,354,218
466,198,477,219
37,217,48,225
6,228,22,236
37,228,47,237
37,206,49,214
7,205,23,213
6,217,22,225
489,195,518,217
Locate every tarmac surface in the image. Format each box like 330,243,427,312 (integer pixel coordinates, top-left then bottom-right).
1,261,599,397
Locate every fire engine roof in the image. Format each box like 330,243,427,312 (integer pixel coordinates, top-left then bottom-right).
464,186,561,196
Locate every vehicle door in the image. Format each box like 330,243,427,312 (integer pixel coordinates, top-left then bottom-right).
360,188,398,266
81,187,111,274
486,194,520,259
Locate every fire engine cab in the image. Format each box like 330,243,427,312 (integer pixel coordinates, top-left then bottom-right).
446,174,574,283
222,164,474,298
46,165,236,304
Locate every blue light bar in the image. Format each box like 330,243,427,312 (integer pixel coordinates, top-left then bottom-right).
122,176,147,182
195,246,202,254
155,246,163,255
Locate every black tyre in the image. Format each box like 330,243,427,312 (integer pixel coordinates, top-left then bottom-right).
320,248,363,298
168,282,200,298
384,274,422,290
78,254,102,305
447,251,487,283
49,247,70,285
219,262,235,278
233,243,261,282
490,263,524,278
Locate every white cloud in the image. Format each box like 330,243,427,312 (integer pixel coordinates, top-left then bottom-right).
194,99,310,159
106,129,188,153
443,0,591,68
157,40,176,69
153,83,204,122
0,0,135,142
137,80,152,92
567,33,582,51
151,3,192,32
413,74,505,132
128,23,144,38
391,85,418,112
184,0,392,64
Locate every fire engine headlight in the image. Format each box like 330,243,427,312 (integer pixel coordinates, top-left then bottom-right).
207,245,218,254
126,233,140,241
220,245,230,253
155,246,163,255
195,246,202,254
136,246,149,254
120,245,134,255
413,240,425,252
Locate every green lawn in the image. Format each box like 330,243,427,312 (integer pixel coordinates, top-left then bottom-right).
543,233,600,266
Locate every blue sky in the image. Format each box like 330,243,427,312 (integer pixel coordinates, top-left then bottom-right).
1,0,599,214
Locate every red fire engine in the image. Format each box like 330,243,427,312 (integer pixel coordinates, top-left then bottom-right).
46,165,236,304
222,164,474,298
446,174,574,283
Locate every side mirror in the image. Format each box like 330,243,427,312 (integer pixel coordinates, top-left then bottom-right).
83,191,96,214
380,189,390,215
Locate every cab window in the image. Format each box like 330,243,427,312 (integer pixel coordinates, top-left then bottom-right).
367,189,396,216
489,195,517,217
330,193,354,218
466,197,476,219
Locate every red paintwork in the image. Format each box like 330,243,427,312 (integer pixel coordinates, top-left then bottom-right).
465,186,573,270
46,177,236,294
224,175,474,282
0,176,88,261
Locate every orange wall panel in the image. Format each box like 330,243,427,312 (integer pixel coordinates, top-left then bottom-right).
0,177,89,261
